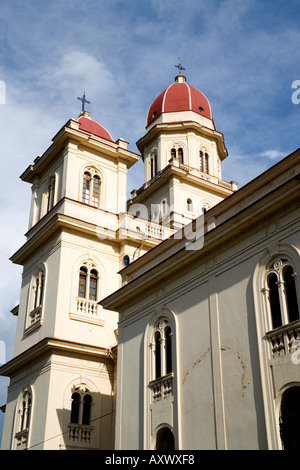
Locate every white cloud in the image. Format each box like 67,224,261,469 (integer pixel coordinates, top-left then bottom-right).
259,150,286,160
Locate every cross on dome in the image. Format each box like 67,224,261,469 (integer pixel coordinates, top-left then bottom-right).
77,92,90,112
175,58,186,75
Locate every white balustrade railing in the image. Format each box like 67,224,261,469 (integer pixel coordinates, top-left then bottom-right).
149,373,173,402
76,298,98,316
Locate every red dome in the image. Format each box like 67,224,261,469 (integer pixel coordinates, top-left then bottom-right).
78,115,114,142
147,76,213,127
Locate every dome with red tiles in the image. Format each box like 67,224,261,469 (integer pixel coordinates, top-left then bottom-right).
147,75,213,127
78,113,114,142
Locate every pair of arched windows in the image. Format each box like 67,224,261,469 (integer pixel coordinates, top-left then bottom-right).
78,265,98,301
266,259,299,330
14,389,32,449
199,151,209,174
171,147,184,164
32,268,45,311
70,388,92,426
82,171,101,207
153,319,172,380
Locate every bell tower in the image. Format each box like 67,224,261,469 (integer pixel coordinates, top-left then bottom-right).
129,72,237,229
0,108,140,450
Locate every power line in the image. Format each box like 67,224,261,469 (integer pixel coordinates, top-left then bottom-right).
27,409,115,450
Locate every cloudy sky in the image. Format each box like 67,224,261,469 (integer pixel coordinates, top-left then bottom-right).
1,0,300,441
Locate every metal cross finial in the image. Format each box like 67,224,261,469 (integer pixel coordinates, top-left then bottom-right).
175,57,186,75
77,92,90,112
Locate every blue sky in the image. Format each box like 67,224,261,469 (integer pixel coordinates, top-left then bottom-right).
1,0,300,443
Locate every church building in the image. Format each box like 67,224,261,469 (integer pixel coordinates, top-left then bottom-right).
1,70,300,450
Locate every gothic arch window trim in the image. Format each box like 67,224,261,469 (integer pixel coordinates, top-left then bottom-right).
253,244,300,449
154,423,176,450
46,175,56,212
25,264,47,334
149,150,158,180
199,148,210,174
70,256,105,326
13,386,33,450
264,257,299,331
170,143,186,165
278,383,300,450
63,377,101,449
144,307,180,449
80,165,103,208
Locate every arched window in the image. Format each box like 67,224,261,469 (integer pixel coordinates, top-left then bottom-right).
204,153,209,173
82,172,91,204
187,198,193,212
82,169,101,207
89,269,98,301
46,176,55,212
92,175,100,207
266,258,299,329
155,427,175,450
268,273,282,329
15,388,32,449
280,386,300,450
150,153,158,179
199,151,203,171
170,146,184,164
78,265,98,301
284,266,299,323
155,331,162,379
152,319,173,380
199,150,209,174
33,269,44,310
27,267,45,329
178,148,184,164
78,267,88,298
70,388,93,426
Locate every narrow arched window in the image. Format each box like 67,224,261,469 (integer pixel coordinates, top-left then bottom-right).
78,267,88,298
170,148,176,159
284,266,299,323
47,176,55,212
199,151,203,171
155,331,162,379
204,153,209,174
92,175,100,207
82,172,91,204
82,394,92,425
70,392,81,424
33,268,45,310
165,326,172,375
268,273,282,329
150,153,158,179
19,390,32,432
178,148,183,164
89,269,98,301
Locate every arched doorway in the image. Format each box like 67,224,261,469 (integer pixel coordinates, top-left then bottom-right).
280,386,300,449
155,426,175,450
